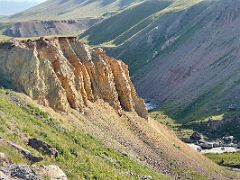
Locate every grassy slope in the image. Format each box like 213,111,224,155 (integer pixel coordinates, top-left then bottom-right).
82,0,203,45
205,152,240,169
0,88,167,179
149,108,240,171
5,0,145,22
0,35,11,42
81,0,171,46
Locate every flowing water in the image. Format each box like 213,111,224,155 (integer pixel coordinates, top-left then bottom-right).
187,143,240,154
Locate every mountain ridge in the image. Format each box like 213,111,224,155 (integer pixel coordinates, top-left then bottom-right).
4,0,146,22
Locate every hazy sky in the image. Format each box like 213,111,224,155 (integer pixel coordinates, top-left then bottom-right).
0,0,46,15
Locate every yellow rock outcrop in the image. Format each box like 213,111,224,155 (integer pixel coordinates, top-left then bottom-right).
0,37,148,119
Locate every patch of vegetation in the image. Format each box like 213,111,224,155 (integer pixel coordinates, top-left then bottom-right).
149,111,193,139
0,35,11,42
0,89,167,179
174,167,208,180
0,143,27,166
205,152,240,168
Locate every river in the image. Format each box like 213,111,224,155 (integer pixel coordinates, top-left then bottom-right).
187,143,240,154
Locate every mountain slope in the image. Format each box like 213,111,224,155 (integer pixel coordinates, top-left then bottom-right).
81,0,240,139
5,0,145,22
1,19,99,37
0,89,168,179
0,36,235,179
0,0,148,38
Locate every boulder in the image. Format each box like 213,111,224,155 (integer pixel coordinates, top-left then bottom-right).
0,152,7,162
223,136,234,144
213,143,220,148
0,164,40,180
28,138,58,158
41,165,68,180
190,132,203,142
198,139,205,144
181,138,194,144
228,104,237,111
199,142,213,149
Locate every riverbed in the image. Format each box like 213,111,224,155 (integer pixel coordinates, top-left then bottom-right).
187,143,240,154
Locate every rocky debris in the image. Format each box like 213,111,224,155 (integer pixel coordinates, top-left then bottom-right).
228,104,237,111
38,165,68,180
2,19,99,38
0,152,8,163
223,136,234,144
141,175,153,180
0,37,148,119
28,138,58,158
213,142,220,148
190,132,203,142
4,139,43,163
186,134,240,152
127,170,153,180
181,137,195,144
199,142,213,150
0,164,40,180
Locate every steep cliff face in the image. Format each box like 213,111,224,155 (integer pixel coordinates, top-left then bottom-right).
0,37,147,119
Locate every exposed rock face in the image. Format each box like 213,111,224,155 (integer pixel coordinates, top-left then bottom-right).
39,165,68,180
28,138,58,158
0,165,40,180
0,37,147,119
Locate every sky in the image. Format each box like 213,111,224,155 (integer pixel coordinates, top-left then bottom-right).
0,0,47,16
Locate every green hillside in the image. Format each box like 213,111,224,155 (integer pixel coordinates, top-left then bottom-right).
81,0,172,46
81,0,205,74
0,88,167,179
5,0,145,22
0,35,11,42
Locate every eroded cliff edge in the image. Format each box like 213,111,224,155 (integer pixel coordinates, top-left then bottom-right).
0,37,147,119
